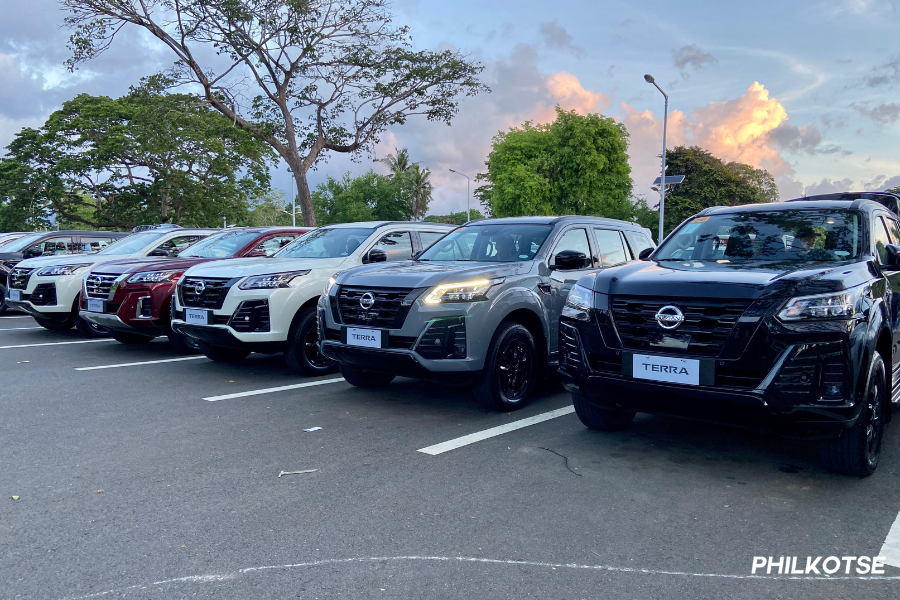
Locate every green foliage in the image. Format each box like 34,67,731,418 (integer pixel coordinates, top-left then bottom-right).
630,197,659,234
312,171,412,225
379,148,434,220
476,106,633,219
888,186,900,196
661,146,778,235
423,209,485,225
247,189,296,227
0,85,274,230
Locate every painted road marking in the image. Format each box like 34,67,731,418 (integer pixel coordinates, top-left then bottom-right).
417,406,576,455
0,339,116,350
75,355,208,371
0,326,43,331
879,511,900,568
203,377,345,402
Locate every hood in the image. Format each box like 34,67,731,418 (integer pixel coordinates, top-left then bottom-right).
593,259,872,300
182,256,347,278
91,256,216,276
338,260,525,289
15,253,116,270
0,252,25,262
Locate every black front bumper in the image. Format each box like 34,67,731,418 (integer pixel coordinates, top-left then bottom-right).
321,341,477,385
171,322,284,354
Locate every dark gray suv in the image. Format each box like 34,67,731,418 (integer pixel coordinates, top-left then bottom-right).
319,216,655,410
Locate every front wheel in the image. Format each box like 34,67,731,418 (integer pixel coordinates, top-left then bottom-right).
573,392,635,431
0,288,8,315
167,328,200,355
473,322,537,411
198,341,251,363
285,307,338,376
75,315,110,338
339,364,395,389
34,315,76,331
111,331,154,345
822,352,886,477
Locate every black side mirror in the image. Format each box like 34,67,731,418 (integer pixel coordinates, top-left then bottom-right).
552,250,587,271
411,250,423,260
148,249,170,257
22,246,42,259
885,244,900,270
363,248,387,264
638,247,654,261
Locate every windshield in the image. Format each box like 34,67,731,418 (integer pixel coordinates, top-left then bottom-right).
1,233,44,253
418,223,552,262
179,230,261,258
97,232,165,255
275,227,374,259
656,210,861,264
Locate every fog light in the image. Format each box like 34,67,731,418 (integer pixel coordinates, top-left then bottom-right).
825,384,841,396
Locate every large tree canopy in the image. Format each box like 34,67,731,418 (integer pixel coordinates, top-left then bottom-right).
312,171,412,225
0,86,273,229
63,0,488,226
476,106,633,219
661,145,777,235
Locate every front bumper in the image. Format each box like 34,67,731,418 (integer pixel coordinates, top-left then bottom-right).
8,273,83,316
170,321,285,354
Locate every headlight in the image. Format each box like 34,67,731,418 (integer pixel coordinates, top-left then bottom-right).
777,285,867,321
238,270,310,290
562,284,594,321
127,270,182,284
423,277,504,304
324,272,344,296
36,263,93,276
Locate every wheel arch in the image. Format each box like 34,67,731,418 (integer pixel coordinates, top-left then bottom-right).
500,307,549,378
288,296,322,338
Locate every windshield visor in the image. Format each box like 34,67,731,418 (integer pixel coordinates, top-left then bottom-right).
275,227,374,259
418,224,552,262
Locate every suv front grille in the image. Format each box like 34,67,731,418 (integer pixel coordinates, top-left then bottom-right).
9,267,34,290
337,285,417,329
180,277,235,309
559,322,585,372
84,274,118,299
611,296,752,358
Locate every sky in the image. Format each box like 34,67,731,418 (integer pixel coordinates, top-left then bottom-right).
1,0,899,217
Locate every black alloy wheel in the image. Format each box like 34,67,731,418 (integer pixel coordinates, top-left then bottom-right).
285,307,338,376
499,339,530,399
474,322,537,411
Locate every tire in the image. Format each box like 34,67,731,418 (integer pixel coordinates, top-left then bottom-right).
0,288,8,315
822,352,886,477
75,315,110,338
339,364,395,389
111,331,154,345
573,392,636,432
285,307,338,376
198,341,251,363
473,322,537,411
167,329,200,355
34,315,75,331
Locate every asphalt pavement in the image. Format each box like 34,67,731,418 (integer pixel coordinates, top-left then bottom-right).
2,313,900,599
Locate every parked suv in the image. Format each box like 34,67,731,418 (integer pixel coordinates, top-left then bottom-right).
559,199,900,476
171,221,455,374
793,191,900,215
78,227,311,351
7,228,215,336
0,230,128,315
320,216,655,410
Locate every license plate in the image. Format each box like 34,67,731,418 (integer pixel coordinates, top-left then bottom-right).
344,327,383,348
632,353,700,386
86,298,106,313
9,289,22,301
185,308,212,325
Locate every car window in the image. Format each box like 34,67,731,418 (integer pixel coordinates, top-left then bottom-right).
35,237,76,256
418,224,552,263
258,235,298,256
623,231,654,258
276,227,374,259
371,231,413,262
551,228,592,269
419,231,448,251
180,230,263,258
154,235,203,257
883,216,900,244
874,217,892,265
80,237,116,253
594,229,629,267
98,232,167,255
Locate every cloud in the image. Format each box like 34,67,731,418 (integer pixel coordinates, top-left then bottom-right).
530,72,612,123
865,55,900,87
804,178,855,195
850,101,900,124
821,113,848,129
671,44,717,75
880,175,900,190
539,21,586,57
767,123,822,154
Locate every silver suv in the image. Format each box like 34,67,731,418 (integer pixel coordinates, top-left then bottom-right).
320,216,655,410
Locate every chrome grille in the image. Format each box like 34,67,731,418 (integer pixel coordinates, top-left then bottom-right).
84,274,118,299
179,277,234,309
9,267,34,290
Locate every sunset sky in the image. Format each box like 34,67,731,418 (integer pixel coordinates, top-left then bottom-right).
1,0,898,215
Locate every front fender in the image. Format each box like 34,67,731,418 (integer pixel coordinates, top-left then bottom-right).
489,282,550,348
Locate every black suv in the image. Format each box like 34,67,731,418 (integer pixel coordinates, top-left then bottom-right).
559,199,899,476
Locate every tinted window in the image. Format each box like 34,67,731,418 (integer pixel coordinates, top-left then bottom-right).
257,235,299,256
155,235,203,257
276,227,374,259
552,228,592,268
98,232,167,255
623,231,654,257
419,224,552,263
371,231,413,262
875,217,892,265
80,237,116,253
419,231,448,251
594,229,629,267
35,237,76,256
180,230,263,258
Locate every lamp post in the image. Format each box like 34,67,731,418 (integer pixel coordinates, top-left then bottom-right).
449,169,471,223
644,74,668,244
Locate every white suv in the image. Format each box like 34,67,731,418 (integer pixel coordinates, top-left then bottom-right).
8,228,215,336
170,221,455,375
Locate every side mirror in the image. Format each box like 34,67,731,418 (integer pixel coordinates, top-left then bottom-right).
245,250,268,258
148,249,170,257
552,250,587,271
411,250,423,260
638,247,654,261
363,248,387,264
885,245,900,270
22,246,42,259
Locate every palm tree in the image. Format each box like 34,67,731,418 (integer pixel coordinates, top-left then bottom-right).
378,148,411,180
405,164,434,221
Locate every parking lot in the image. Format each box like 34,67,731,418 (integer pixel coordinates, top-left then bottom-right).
2,313,900,599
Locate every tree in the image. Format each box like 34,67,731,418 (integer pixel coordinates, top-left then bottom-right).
0,86,273,229
379,148,412,180
312,171,411,225
247,189,295,227
423,209,484,225
404,163,434,220
63,0,489,227
660,146,777,235
476,106,632,218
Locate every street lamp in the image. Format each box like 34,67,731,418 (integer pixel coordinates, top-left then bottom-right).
644,73,668,244
448,169,471,223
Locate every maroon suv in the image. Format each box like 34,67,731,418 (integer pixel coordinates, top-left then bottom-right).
79,227,312,351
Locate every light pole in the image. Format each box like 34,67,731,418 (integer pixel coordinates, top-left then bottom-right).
644,74,668,244
448,169,471,223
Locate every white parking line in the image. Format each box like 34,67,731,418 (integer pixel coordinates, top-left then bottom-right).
880,511,900,568
203,377,346,401
0,339,116,350
0,326,43,331
75,355,208,371
417,406,576,455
